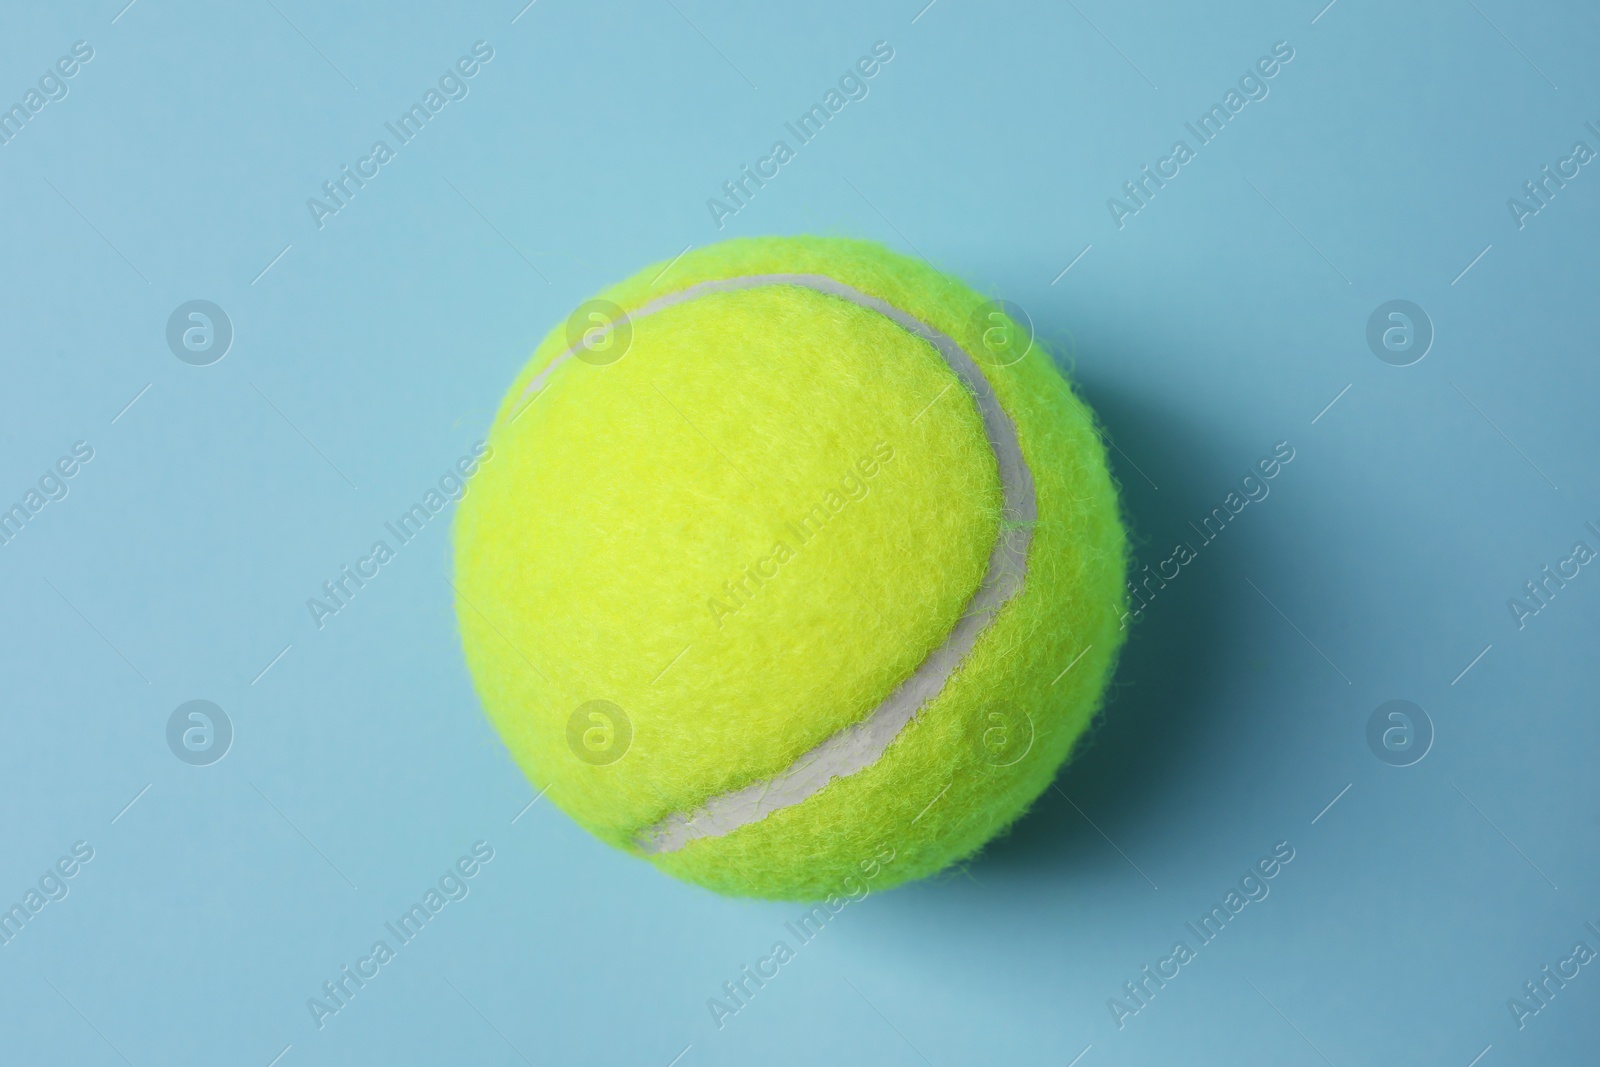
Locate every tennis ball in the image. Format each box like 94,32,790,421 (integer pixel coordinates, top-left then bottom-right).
452,236,1128,901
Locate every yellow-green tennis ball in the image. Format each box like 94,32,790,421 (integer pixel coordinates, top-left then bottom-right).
453,235,1128,901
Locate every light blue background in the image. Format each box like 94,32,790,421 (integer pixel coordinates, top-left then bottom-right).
2,1,1597,1064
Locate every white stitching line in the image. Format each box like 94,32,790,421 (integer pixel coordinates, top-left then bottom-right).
518,273,1036,853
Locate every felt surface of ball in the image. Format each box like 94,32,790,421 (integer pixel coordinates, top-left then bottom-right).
452,236,1128,900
